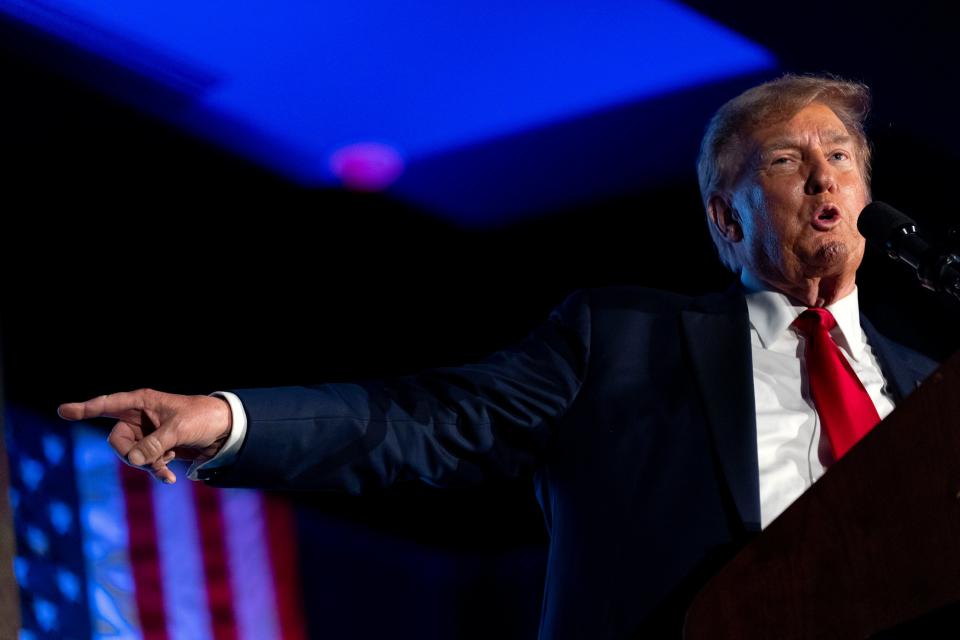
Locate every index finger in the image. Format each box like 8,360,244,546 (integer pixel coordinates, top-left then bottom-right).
58,391,147,421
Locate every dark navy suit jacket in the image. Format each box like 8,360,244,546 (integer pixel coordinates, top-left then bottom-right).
198,286,939,639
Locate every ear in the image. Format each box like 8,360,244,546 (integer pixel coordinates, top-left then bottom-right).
706,193,743,244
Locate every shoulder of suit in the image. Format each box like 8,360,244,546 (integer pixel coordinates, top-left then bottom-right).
562,285,736,316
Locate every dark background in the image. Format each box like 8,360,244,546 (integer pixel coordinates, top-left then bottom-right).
2,2,959,638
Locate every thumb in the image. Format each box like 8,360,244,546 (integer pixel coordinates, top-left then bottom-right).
126,422,181,467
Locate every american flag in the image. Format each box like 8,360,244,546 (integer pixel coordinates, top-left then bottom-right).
6,405,307,640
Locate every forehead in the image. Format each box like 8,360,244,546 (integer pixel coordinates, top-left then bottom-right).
749,102,851,149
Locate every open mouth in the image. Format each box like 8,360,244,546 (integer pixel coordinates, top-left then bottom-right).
811,205,841,231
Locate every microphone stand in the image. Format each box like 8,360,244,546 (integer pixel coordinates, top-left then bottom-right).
889,222,960,304
933,226,960,303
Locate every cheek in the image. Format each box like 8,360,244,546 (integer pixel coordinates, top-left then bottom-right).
733,186,769,240
840,174,869,208
849,189,869,215
766,182,805,213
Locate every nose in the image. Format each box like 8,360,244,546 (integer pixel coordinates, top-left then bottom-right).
804,156,838,195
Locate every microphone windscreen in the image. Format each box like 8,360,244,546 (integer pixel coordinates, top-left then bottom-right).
858,201,916,247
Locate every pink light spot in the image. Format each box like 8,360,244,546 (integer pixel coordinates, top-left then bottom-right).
329,142,405,191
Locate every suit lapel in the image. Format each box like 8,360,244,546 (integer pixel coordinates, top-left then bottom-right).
860,314,937,402
681,289,761,532
678,293,936,533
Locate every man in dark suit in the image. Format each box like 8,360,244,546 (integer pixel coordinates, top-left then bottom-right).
59,74,939,638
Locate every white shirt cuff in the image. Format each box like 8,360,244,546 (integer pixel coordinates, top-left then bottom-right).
187,391,248,481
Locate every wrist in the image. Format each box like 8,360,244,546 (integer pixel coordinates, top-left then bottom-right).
199,394,234,458
212,395,234,442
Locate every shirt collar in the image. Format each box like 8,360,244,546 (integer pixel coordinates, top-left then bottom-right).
740,269,866,360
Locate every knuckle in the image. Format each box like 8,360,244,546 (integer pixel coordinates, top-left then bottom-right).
139,436,164,459
106,424,126,449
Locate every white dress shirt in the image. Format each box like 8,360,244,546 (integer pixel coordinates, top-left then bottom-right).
742,271,896,528
192,280,898,532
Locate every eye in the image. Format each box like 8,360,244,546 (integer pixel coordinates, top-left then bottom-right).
767,155,799,173
830,150,851,162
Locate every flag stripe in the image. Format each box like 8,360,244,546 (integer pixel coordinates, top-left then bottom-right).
64,420,304,640
120,464,170,640
192,482,239,640
152,464,215,640
221,489,282,640
264,495,307,640
73,424,142,640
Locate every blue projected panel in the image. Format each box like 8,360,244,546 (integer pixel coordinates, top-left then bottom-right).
1,0,775,221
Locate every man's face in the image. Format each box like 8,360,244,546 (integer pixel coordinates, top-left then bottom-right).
725,102,869,292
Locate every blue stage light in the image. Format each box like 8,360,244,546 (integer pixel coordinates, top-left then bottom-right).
1,0,775,222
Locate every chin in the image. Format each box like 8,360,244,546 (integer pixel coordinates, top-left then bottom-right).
804,241,853,275
817,240,849,261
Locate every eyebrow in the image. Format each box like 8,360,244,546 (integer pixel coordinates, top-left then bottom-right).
762,130,853,153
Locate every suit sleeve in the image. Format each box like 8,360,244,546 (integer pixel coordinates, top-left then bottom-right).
197,290,592,492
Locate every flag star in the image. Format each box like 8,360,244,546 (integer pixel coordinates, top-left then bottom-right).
19,458,45,492
13,556,29,585
19,629,38,640
26,527,49,556
43,435,66,465
33,598,58,632
57,569,81,602
48,502,73,535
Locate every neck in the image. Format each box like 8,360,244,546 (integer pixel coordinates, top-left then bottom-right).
741,269,856,308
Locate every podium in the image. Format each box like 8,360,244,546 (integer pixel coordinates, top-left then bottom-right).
684,350,960,639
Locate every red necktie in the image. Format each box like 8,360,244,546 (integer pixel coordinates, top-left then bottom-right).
792,308,881,460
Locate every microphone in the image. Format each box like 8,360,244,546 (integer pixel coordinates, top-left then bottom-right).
857,201,960,302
